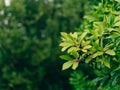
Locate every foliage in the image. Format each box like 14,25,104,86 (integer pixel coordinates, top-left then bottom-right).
0,0,88,90
60,0,120,89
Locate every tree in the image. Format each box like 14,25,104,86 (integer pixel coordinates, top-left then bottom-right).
0,0,87,89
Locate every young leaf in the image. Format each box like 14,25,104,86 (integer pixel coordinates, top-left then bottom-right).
62,61,73,70
105,50,116,56
61,32,68,39
72,62,79,70
61,44,72,51
79,31,88,43
82,40,90,46
61,32,73,41
61,46,69,52
60,55,73,60
92,52,103,58
83,45,92,50
67,47,78,53
81,49,87,52
59,42,72,47
70,32,78,39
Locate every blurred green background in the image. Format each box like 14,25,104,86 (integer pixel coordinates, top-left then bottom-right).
0,0,97,90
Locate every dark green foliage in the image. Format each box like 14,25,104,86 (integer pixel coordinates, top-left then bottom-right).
0,0,87,90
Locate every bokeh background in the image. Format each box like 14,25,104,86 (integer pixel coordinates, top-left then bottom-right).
0,0,96,90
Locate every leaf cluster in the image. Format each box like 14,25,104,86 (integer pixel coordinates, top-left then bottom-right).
60,0,120,88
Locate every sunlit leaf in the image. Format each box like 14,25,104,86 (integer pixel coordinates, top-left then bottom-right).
79,31,88,43
61,32,68,39
70,32,78,39
115,0,120,3
62,61,73,70
67,47,79,53
83,45,92,50
59,42,72,47
82,40,90,46
61,46,69,52
61,32,73,41
81,49,87,52
72,62,79,70
105,50,116,56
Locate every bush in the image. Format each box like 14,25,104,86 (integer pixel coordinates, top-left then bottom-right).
60,0,120,89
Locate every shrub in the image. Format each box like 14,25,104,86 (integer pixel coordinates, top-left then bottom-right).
60,0,120,89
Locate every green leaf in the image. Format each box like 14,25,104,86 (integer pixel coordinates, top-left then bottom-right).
103,59,110,68
113,65,120,71
84,15,95,22
81,49,87,52
112,75,119,86
62,61,73,70
108,15,115,26
61,32,68,39
67,33,75,40
61,46,69,52
70,51,79,58
83,45,92,50
67,47,79,53
72,62,79,70
60,55,73,61
105,50,116,56
61,32,73,41
91,77,103,85
115,0,120,3
70,32,78,39
114,21,120,27
85,56,92,63
59,42,72,47
82,40,90,46
61,44,73,52
79,31,88,43
92,52,103,58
